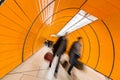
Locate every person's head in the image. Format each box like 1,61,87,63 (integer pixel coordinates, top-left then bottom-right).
63,32,69,38
77,37,82,41
65,32,68,36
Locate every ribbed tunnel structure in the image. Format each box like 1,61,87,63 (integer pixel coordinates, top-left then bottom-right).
0,0,120,80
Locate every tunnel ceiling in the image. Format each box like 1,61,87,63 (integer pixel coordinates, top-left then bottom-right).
0,0,120,80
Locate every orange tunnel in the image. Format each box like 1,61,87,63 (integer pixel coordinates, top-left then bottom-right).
0,0,120,80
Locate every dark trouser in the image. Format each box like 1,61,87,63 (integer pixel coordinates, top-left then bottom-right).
55,55,62,73
67,59,77,75
49,52,56,67
67,60,84,75
67,64,74,75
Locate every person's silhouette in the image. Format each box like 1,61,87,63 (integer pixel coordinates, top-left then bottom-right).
68,37,82,75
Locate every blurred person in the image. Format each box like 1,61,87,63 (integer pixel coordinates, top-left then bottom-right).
49,36,63,67
50,33,68,78
67,37,82,75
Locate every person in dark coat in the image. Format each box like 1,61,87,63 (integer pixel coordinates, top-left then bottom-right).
53,33,68,77
49,33,68,75
55,33,68,74
49,36,63,67
68,37,82,75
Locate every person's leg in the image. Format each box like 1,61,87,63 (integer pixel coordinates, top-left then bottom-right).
67,64,73,75
49,52,56,67
55,55,61,73
54,55,61,78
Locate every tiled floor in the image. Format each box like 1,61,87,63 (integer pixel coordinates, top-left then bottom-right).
1,46,72,80
1,46,111,80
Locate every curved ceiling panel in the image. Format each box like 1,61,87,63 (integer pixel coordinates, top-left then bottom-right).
81,0,120,19
89,20,113,76
83,25,99,68
103,13,120,80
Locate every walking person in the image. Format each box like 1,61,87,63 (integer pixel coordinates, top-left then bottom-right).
48,33,68,76
49,36,63,67
67,37,82,75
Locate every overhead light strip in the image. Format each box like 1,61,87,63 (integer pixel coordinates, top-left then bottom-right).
57,10,87,35
39,0,55,24
57,10,98,36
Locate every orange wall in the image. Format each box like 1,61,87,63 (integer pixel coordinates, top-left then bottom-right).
0,0,120,80
68,13,120,79
80,0,120,79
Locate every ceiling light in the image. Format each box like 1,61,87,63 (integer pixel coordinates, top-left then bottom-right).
57,10,98,36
